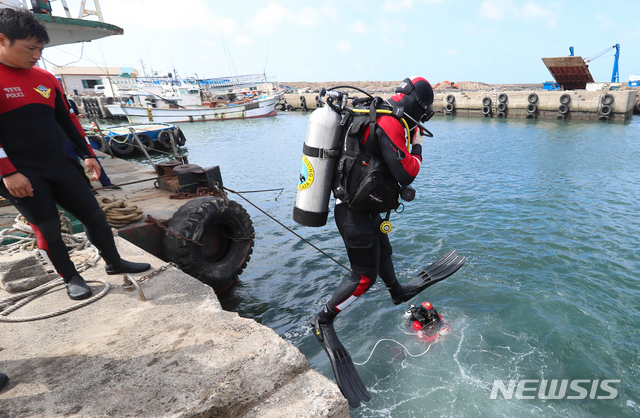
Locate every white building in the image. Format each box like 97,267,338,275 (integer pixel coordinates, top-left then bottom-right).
52,66,139,96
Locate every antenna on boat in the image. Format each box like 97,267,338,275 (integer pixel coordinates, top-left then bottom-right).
263,38,270,75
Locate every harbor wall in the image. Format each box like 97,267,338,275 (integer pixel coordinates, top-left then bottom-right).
281,90,637,122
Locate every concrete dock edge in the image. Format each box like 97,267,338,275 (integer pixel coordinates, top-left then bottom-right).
0,237,349,418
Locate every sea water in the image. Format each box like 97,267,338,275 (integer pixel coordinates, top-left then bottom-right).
131,112,640,417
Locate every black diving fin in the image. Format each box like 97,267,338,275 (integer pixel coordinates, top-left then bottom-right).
309,315,371,408
392,249,466,305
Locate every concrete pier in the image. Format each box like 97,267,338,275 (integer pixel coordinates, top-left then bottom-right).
281,89,637,122
0,238,349,417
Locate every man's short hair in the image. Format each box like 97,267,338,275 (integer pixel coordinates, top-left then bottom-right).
0,8,49,44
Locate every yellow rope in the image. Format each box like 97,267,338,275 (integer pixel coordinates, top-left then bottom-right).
97,197,143,227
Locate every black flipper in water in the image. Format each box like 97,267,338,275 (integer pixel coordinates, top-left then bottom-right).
310,315,371,408
392,249,466,305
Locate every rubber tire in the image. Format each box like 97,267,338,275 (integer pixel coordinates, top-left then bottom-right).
446,94,455,104
602,94,614,106
497,103,507,112
560,94,571,105
498,93,508,103
445,103,454,112
600,105,612,116
163,196,254,292
109,135,134,156
156,130,173,150
300,95,306,104
135,133,153,151
274,103,285,111
482,105,491,115
286,104,293,111
175,129,186,146
482,97,491,106
527,103,537,113
106,97,115,105
528,93,538,104
558,104,569,115
88,134,109,153
636,102,640,113
556,114,566,120
497,111,506,118
598,115,609,121
526,113,536,119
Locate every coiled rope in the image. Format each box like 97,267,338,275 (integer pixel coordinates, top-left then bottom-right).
0,211,110,322
97,197,143,228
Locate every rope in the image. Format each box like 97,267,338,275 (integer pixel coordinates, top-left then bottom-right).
0,212,110,321
97,197,143,227
353,338,433,366
0,278,111,322
0,212,100,272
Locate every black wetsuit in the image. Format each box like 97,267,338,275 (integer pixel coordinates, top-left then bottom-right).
0,63,119,281
322,115,422,320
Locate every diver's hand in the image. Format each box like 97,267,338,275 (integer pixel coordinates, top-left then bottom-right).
411,129,424,147
84,158,101,182
3,172,34,198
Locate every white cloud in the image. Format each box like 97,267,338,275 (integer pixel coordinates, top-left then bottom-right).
444,49,460,55
336,40,351,53
520,1,557,27
382,0,414,12
245,3,289,34
350,20,368,34
478,0,511,20
235,35,252,45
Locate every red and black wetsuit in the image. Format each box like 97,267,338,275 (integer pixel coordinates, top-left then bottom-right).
321,114,422,320
0,63,119,281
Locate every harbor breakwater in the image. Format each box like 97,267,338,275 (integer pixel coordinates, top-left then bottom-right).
282,89,638,122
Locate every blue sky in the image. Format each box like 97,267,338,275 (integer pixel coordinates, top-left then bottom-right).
42,0,639,85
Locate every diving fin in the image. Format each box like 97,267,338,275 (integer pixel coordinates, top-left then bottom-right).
392,249,466,305
309,315,371,408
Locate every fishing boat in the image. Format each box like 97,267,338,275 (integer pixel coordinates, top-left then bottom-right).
86,123,185,157
102,74,283,123
105,94,281,124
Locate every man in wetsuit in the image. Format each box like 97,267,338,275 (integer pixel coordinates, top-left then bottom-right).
0,8,150,301
314,76,434,325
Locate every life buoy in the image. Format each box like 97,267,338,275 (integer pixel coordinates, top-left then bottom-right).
497,111,506,118
482,105,491,115
163,196,254,292
497,103,507,112
601,94,614,106
498,93,508,103
482,97,491,106
560,94,571,105
446,94,455,104
156,130,173,150
527,103,537,113
445,103,454,112
600,105,612,116
558,104,569,115
109,135,134,156
528,93,538,104
525,113,536,119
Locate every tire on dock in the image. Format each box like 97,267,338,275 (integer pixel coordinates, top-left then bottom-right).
163,196,254,293
109,135,134,156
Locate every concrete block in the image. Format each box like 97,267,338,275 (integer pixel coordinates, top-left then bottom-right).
0,252,57,292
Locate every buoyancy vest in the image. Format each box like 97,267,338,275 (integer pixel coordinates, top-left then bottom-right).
332,108,403,214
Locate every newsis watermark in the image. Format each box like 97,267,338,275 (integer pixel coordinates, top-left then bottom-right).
490,379,620,400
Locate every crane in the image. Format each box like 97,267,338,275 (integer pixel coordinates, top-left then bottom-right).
579,44,620,83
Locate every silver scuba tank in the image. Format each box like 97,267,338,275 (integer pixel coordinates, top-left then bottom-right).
292,105,343,227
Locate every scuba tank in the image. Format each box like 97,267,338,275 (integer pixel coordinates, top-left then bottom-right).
292,104,343,227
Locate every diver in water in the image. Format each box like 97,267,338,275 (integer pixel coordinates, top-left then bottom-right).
309,77,465,407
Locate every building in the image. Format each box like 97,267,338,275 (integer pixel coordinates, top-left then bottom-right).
52,66,139,96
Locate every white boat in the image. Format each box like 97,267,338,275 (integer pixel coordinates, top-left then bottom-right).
105,93,281,123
